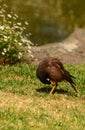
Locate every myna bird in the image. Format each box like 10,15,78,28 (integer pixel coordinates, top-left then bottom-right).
36,57,78,94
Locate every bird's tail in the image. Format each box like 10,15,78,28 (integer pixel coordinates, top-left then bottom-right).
70,82,78,93
64,70,78,93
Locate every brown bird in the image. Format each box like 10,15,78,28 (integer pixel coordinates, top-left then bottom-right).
36,57,78,94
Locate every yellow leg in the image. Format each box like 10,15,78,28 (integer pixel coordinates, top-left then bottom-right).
50,85,57,94
47,79,57,94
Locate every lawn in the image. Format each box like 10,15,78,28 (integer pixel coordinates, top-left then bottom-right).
0,64,85,130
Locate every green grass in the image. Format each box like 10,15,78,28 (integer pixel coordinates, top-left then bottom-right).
0,64,85,130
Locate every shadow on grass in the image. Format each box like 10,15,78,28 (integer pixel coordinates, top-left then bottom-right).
36,86,68,94
36,86,77,97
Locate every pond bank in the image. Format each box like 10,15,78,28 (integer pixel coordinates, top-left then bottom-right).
24,28,85,65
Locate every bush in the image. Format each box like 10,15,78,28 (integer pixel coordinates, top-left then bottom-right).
0,4,33,65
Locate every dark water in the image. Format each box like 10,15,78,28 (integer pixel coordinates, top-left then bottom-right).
1,0,85,45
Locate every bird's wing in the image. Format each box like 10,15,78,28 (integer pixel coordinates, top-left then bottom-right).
50,58,65,74
46,65,63,82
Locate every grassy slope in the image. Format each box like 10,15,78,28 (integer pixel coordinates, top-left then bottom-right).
0,64,85,130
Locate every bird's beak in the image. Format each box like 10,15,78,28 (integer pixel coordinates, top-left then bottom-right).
47,78,50,81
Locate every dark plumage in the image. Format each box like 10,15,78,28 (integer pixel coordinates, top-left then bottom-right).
36,57,78,94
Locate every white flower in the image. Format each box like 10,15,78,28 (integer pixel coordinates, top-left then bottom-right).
28,40,32,44
5,26,10,29
17,22,21,26
29,33,32,36
2,52,5,55
18,42,22,46
13,16,17,20
3,4,7,8
27,45,31,50
19,52,22,56
14,14,18,18
4,36,7,39
18,55,21,59
28,49,31,53
7,14,12,18
25,21,29,25
3,48,7,53
30,54,34,58
18,52,22,59
14,39,17,43
0,26,4,30
4,36,8,41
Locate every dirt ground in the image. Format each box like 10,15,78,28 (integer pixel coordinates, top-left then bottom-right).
30,28,85,65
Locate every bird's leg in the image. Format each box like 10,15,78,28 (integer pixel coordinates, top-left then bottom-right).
47,78,57,94
50,85,56,94
50,81,57,94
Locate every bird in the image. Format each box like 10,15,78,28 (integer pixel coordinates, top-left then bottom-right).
36,57,78,94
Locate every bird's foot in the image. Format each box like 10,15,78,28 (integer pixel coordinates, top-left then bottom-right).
50,86,57,94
